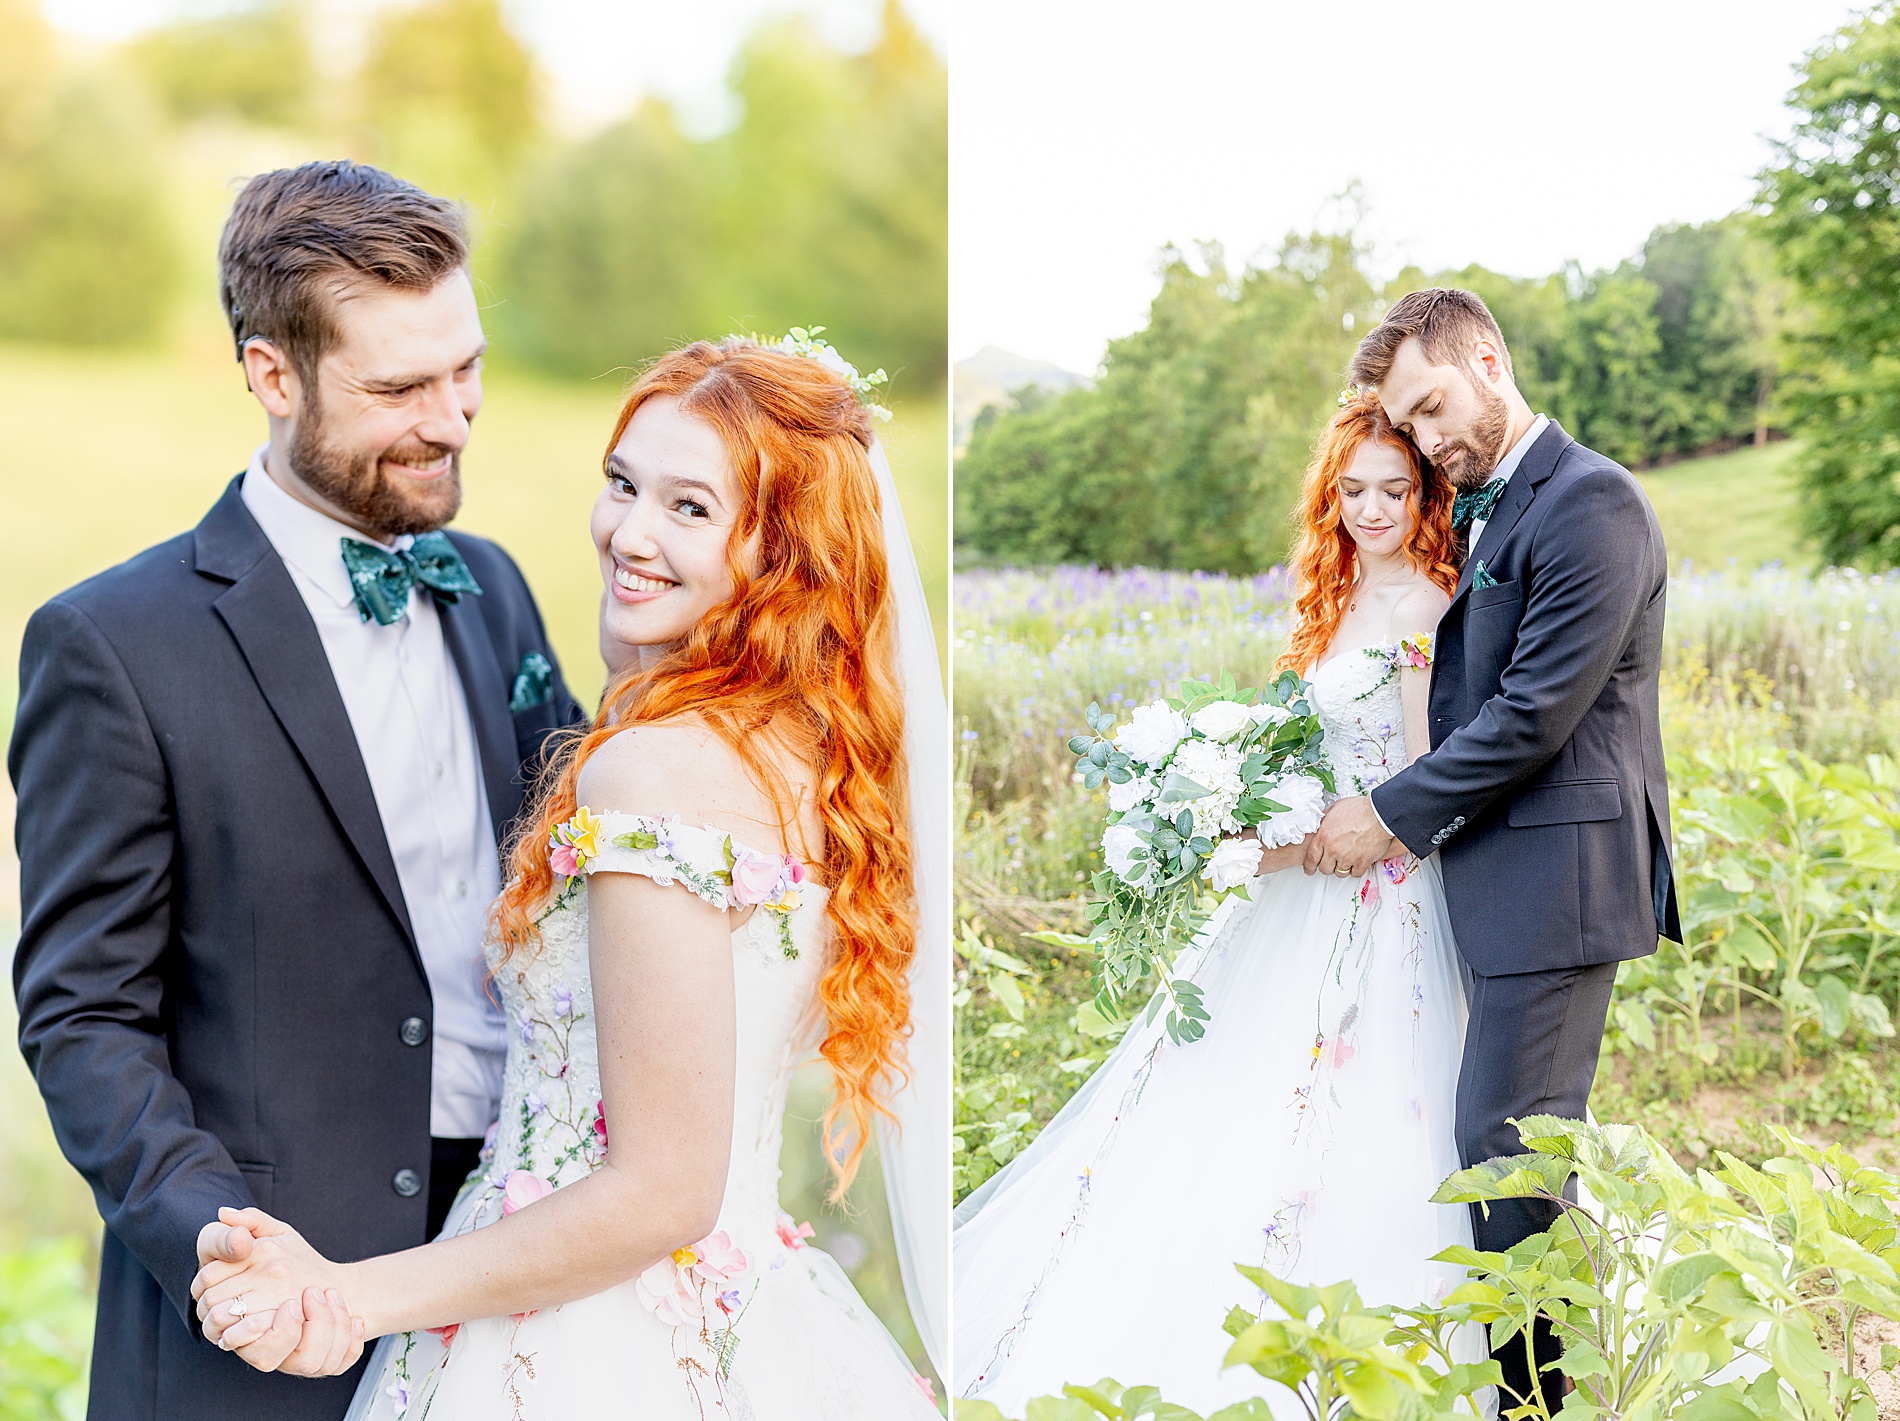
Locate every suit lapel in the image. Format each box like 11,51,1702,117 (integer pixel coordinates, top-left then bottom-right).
437,591,521,838
1450,421,1574,603
196,481,420,960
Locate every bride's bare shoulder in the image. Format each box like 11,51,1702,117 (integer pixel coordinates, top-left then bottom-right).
575,718,747,821
575,716,818,855
1390,579,1451,638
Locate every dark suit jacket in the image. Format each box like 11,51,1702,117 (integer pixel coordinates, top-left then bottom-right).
1371,423,1682,978
9,477,583,1420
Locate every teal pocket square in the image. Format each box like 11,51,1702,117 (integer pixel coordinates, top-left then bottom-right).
1471,560,1498,590
509,652,554,713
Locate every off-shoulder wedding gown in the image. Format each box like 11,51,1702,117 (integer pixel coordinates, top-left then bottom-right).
954,641,1481,1415
349,814,938,1421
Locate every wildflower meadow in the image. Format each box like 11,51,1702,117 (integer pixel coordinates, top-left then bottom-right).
954,558,1900,1209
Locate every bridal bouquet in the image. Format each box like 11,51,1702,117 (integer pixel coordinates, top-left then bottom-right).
1064,670,1333,1043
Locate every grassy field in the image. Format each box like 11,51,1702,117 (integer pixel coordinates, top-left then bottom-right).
951,434,1891,1222
0,327,948,1399
1635,438,1813,572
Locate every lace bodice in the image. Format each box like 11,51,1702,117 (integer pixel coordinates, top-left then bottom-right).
473,811,829,1252
1307,638,1429,797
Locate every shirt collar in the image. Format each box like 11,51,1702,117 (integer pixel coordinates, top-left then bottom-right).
1488,414,1550,488
239,443,409,612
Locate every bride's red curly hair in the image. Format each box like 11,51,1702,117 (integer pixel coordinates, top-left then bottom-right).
1276,393,1459,675
492,339,914,1195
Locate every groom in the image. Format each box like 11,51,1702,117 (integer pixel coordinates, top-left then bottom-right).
1307,288,1681,1411
10,161,582,1418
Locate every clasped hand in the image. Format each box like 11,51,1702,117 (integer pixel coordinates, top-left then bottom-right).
192,1207,365,1375
1302,794,1402,879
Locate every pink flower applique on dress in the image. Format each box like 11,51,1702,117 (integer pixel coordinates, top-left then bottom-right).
1313,1035,1356,1069
1398,633,1433,670
729,847,806,913
501,1170,553,1217
635,1231,754,1328
547,806,604,879
775,1212,815,1250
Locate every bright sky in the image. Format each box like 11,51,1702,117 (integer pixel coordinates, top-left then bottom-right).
951,0,1864,375
44,0,948,133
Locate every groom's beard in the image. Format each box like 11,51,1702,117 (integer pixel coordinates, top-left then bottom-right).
1432,376,1511,491
288,396,464,540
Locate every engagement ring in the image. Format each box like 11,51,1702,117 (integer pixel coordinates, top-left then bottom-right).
227,1297,248,1319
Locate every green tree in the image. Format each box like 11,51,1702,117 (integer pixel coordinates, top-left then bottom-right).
1639,217,1785,455
489,99,711,379
711,0,948,389
0,0,177,345
359,0,541,209
1563,265,1666,469
1760,4,1900,565
126,0,314,129
488,2,945,390
957,235,1371,571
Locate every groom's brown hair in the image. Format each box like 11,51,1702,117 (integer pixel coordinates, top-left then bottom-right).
1349,287,1512,390
218,160,468,385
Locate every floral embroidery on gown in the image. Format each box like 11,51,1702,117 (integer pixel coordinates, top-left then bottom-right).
953,639,1482,1417
348,813,937,1421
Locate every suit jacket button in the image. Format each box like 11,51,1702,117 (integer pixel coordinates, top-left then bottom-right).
393,1168,422,1198
400,1016,429,1047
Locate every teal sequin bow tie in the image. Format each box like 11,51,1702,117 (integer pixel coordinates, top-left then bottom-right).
1451,477,1507,533
339,532,483,626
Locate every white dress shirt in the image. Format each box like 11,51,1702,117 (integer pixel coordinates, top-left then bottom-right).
242,446,505,1138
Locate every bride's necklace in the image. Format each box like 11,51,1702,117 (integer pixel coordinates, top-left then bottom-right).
1347,564,1409,613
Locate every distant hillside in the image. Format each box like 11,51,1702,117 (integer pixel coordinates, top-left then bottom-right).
954,346,1091,448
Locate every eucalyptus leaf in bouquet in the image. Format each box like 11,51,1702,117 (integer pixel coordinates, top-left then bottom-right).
1064,669,1334,1044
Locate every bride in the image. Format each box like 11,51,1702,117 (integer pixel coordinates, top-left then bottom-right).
954,393,1480,1414
189,336,948,1418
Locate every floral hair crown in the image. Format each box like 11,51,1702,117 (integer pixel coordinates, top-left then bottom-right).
725,325,892,422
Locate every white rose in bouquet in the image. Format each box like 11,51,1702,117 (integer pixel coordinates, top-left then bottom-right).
1113,703,1189,765
1107,772,1153,814
1202,836,1265,891
1247,702,1293,730
1254,774,1326,848
1101,819,1152,888
1188,699,1253,743
1167,738,1246,836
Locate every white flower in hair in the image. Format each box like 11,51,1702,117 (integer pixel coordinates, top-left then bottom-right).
726,325,892,421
